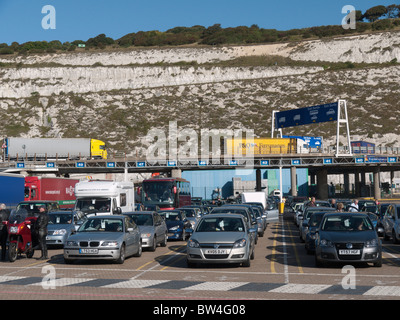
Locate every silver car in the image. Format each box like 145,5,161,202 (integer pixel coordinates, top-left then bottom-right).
124,211,168,251
63,215,142,264
46,211,85,247
186,213,255,268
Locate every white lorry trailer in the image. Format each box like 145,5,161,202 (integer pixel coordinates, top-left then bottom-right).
74,180,135,216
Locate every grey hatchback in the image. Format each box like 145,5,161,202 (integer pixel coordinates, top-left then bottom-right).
186,213,255,268
124,211,168,251
315,212,382,267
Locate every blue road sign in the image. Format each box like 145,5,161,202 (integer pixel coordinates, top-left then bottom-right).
76,162,85,168
291,159,301,165
198,160,207,166
136,161,146,167
323,158,333,164
16,162,25,168
167,161,177,167
46,162,55,168
106,162,116,168
275,102,338,128
260,160,269,166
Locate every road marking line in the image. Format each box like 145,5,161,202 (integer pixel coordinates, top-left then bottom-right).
269,283,331,294
182,281,248,291
286,221,304,274
102,279,169,289
270,224,278,273
363,286,400,296
30,277,94,287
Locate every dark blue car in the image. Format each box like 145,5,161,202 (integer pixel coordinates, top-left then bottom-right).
159,210,192,241
305,212,326,254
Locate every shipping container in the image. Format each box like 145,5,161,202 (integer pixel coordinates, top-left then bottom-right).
351,141,375,154
24,176,79,208
225,138,303,155
0,173,25,208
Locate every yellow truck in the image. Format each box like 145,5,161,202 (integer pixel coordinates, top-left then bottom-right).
225,138,306,156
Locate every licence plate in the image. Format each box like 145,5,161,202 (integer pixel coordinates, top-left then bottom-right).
339,250,360,255
204,249,228,255
79,249,98,254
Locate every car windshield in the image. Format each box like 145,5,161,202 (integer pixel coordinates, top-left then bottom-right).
159,211,182,222
75,198,111,213
321,215,373,232
78,218,123,232
48,213,73,225
16,203,48,215
128,214,153,226
180,209,196,217
309,213,324,227
196,217,244,232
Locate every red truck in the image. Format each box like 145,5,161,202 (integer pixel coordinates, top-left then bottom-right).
24,176,79,209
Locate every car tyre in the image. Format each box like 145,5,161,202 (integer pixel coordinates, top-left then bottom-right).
160,233,167,247
149,238,157,252
116,244,126,264
242,256,251,267
373,254,382,267
134,241,142,257
392,230,400,244
315,254,324,268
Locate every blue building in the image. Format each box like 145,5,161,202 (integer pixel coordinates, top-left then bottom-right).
182,168,308,200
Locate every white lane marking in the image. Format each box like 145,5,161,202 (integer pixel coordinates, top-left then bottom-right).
363,286,400,297
103,279,169,288
269,283,331,294
183,281,248,291
30,277,94,287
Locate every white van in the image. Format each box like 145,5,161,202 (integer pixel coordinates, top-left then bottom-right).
74,180,135,215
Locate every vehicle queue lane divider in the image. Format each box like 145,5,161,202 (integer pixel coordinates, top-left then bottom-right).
269,222,289,283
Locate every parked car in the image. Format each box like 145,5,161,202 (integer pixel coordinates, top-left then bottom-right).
123,211,167,251
299,207,336,242
46,211,86,247
186,213,255,267
304,211,326,254
179,207,202,231
63,215,142,264
382,203,400,244
16,200,60,215
159,210,192,240
210,206,258,246
315,212,382,267
251,206,266,237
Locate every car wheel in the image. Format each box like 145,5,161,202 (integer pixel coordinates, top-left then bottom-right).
374,254,382,268
392,230,400,244
116,244,126,264
160,233,167,247
315,254,324,268
242,256,251,267
149,238,157,252
383,230,390,241
134,241,142,257
250,248,255,260
187,259,196,268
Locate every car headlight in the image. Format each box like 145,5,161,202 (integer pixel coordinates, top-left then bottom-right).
320,239,334,247
66,241,79,247
101,241,119,247
169,226,179,231
187,239,200,248
53,229,67,235
141,233,152,239
233,238,247,248
365,239,378,247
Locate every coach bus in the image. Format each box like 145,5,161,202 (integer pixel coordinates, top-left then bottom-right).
141,177,191,210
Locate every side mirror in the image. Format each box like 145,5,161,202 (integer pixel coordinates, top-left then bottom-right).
113,207,122,215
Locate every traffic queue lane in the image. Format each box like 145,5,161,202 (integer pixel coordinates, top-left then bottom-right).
0,212,400,300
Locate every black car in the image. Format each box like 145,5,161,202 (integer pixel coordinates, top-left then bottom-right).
315,212,382,268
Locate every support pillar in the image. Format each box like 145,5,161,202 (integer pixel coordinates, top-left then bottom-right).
373,167,381,200
256,169,261,192
290,166,297,197
171,169,182,178
317,168,328,200
354,170,360,198
344,173,350,197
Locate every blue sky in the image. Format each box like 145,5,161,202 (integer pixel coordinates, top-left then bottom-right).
0,0,397,44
